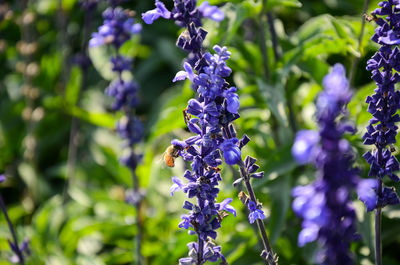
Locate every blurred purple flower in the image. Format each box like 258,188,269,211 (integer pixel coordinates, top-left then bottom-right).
0,174,5,183
198,1,224,21
292,64,358,265
292,130,319,165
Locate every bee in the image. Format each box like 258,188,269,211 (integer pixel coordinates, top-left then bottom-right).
183,107,191,126
210,132,222,140
238,191,250,206
390,144,396,153
364,13,377,22
216,211,229,223
163,145,181,167
209,166,221,173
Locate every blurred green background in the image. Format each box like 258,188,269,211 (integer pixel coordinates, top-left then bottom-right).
1,0,400,264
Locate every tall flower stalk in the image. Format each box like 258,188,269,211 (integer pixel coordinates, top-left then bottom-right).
0,175,30,264
362,1,400,264
291,64,358,265
143,1,276,264
90,2,144,264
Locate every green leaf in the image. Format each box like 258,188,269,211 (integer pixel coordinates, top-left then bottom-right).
266,0,302,9
147,81,193,140
253,144,296,189
88,45,133,81
268,174,291,245
67,106,117,129
18,162,50,202
65,66,82,106
354,200,374,255
220,2,259,44
256,78,289,128
88,45,115,81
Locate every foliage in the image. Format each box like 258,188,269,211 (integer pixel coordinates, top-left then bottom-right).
0,0,399,265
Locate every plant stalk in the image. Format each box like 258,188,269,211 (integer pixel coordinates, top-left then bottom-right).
238,162,277,265
0,194,25,265
349,0,370,85
375,205,382,265
131,171,144,265
374,147,383,265
267,12,280,62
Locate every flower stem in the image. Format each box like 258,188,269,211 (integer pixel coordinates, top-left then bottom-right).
349,0,370,85
197,236,204,265
0,194,25,265
375,147,383,265
375,206,382,265
131,171,144,265
266,12,280,62
258,3,270,79
238,162,277,265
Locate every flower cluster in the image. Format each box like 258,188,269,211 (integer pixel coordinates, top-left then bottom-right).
292,64,358,265
167,47,239,265
143,1,275,263
362,0,400,211
90,5,143,173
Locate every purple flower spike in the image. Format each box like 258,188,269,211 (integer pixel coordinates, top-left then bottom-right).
91,3,145,261
362,0,400,212
90,7,141,48
292,64,358,265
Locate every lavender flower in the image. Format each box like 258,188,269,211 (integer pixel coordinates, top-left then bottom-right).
143,1,277,263
362,0,400,213
90,4,143,171
90,7,142,49
90,4,144,264
247,200,266,224
291,64,358,265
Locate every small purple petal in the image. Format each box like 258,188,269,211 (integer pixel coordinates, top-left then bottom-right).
198,1,225,22
357,179,377,212
171,177,185,196
292,130,320,165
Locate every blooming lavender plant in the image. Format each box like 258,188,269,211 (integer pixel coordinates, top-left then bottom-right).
291,64,358,265
362,2,400,263
0,175,30,264
143,1,277,264
90,3,144,264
